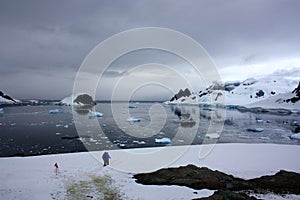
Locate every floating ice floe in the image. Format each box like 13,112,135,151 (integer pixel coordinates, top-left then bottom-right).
127,117,140,122
155,137,171,144
259,136,269,140
89,138,98,143
64,124,69,128
256,119,264,123
290,133,300,140
133,140,146,145
48,109,62,114
247,128,264,132
0,108,3,116
88,110,103,118
205,133,220,139
128,105,137,108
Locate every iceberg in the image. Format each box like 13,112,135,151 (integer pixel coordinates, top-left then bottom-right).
49,109,62,114
205,133,220,139
155,138,171,144
290,133,300,140
60,94,96,106
128,105,137,108
88,110,103,118
133,140,146,145
127,117,140,122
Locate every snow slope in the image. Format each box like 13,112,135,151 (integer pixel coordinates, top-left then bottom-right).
0,96,18,105
247,92,300,110
1,144,300,200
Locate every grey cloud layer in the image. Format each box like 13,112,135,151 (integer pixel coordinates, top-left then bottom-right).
0,0,299,99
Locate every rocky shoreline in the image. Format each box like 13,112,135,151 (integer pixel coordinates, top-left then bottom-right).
134,164,300,199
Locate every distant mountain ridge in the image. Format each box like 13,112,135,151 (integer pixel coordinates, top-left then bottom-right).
170,88,192,101
165,75,299,110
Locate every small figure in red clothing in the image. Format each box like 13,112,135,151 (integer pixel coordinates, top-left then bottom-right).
54,162,59,175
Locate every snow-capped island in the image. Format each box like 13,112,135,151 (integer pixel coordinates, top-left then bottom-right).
0,90,18,105
59,93,96,106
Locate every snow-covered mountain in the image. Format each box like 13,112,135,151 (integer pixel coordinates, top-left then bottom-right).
0,91,18,105
165,75,299,109
60,94,96,106
167,88,198,104
248,81,300,110
165,88,198,104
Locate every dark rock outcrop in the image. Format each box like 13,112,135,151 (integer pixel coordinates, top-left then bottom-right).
170,88,192,101
73,94,96,105
255,90,264,98
285,81,300,103
250,170,300,194
134,165,249,191
134,164,300,197
194,190,258,200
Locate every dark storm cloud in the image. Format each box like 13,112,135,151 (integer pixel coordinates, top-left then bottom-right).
0,0,299,99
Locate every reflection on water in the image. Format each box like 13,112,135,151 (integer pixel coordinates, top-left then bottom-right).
0,102,299,157
171,105,196,127
74,105,95,115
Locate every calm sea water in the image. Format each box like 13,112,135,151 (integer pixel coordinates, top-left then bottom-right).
0,102,299,157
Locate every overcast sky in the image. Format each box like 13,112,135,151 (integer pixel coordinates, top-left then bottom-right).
0,0,299,100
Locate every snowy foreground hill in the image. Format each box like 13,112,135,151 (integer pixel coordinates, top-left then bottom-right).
165,76,299,110
1,144,300,200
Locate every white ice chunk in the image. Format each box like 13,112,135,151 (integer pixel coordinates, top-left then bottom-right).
128,105,137,108
133,140,146,145
155,137,171,144
290,133,300,140
49,109,62,114
89,138,98,143
205,133,220,139
127,117,140,122
88,110,103,118
0,108,4,115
